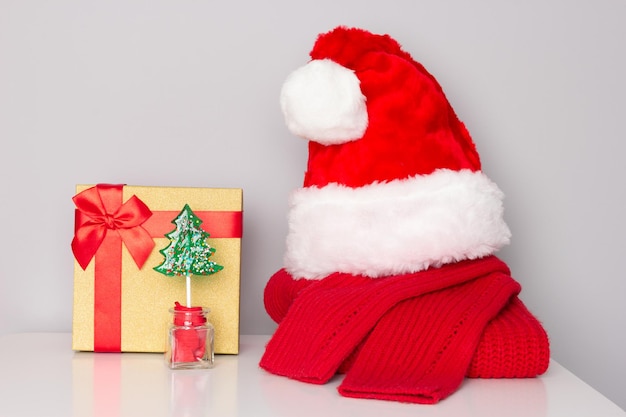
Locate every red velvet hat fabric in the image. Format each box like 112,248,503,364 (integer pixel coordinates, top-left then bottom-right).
303,26,481,188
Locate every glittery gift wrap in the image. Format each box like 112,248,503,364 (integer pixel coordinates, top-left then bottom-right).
72,185,243,354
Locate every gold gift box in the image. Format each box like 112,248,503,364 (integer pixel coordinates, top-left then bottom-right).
72,185,243,354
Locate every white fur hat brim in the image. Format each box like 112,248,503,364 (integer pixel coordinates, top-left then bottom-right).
284,169,511,279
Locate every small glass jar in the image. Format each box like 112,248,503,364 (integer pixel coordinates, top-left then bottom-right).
166,304,214,369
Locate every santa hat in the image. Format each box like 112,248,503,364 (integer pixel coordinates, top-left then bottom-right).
280,26,511,279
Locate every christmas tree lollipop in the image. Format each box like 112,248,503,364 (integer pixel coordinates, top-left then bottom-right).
154,204,223,306
155,204,221,368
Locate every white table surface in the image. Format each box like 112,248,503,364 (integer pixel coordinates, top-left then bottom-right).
0,333,624,417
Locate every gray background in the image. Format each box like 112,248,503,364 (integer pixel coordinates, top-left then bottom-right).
1,0,625,411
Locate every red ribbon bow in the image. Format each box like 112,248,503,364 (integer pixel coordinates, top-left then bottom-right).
72,184,155,270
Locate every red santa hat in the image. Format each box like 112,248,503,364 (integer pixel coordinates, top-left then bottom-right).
280,26,511,279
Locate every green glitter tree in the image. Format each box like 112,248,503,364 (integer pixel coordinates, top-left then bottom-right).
154,204,223,306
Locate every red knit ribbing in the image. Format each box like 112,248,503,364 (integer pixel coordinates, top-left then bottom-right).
259,256,510,384
263,261,550,381
337,272,520,403
467,296,550,378
263,268,312,323
261,256,550,403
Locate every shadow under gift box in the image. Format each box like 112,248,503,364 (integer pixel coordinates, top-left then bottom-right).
72,184,243,354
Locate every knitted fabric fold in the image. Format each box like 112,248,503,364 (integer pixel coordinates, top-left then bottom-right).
337,273,520,403
260,256,549,403
467,296,550,378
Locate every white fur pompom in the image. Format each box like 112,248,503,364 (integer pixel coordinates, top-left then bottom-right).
280,59,368,145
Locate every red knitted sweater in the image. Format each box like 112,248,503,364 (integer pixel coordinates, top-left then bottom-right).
260,256,549,404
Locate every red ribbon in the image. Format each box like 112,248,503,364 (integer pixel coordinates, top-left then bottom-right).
144,211,242,239
72,184,155,352
72,184,154,270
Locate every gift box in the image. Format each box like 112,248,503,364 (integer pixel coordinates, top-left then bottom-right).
71,184,243,354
